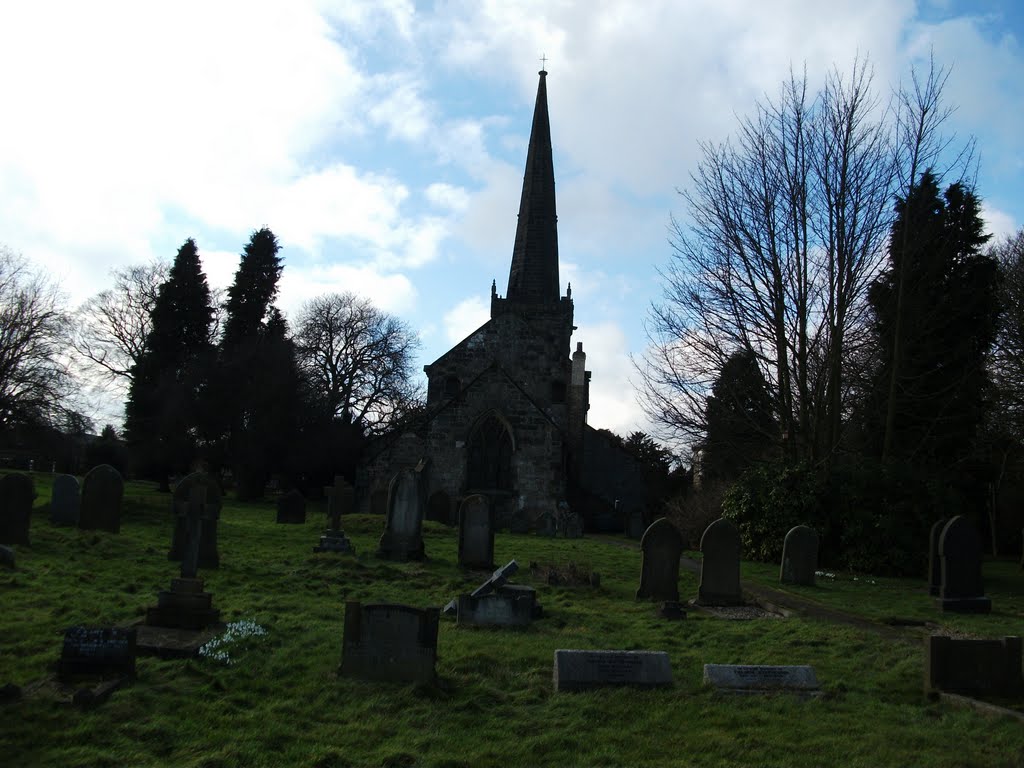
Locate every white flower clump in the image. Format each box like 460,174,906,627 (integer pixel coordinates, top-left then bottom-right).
198,619,268,665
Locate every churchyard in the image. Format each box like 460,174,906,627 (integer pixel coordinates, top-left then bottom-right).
1,471,1022,767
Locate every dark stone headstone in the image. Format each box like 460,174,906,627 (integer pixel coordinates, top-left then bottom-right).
928,518,950,597
276,489,306,524
780,525,818,586
0,473,34,545
635,518,683,602
50,474,80,527
697,517,743,606
169,473,221,569
553,650,673,692
377,468,425,560
458,494,494,569
626,509,646,539
938,516,991,613
58,626,137,681
339,602,439,684
325,475,354,530
179,484,207,580
79,464,123,534
926,635,1023,696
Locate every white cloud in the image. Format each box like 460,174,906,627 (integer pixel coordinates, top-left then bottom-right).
426,183,471,212
279,262,417,319
443,296,490,344
574,321,650,437
982,205,1018,241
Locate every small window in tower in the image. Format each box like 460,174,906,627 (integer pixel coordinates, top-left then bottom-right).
444,375,461,396
551,380,566,403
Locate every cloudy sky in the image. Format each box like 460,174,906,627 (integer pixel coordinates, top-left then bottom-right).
1,1,1021,437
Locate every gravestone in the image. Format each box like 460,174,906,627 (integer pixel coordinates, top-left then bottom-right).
937,515,991,613
458,494,494,569
168,472,222,569
314,476,356,553
443,560,520,615
926,635,1023,696
79,464,123,534
697,517,743,606
339,602,439,684
276,489,306,524
0,472,34,546
703,664,821,695
928,518,950,596
627,508,646,540
457,585,536,627
553,650,673,692
58,627,137,681
538,505,557,537
635,518,683,602
146,484,221,630
50,474,80,526
780,525,818,586
377,468,425,560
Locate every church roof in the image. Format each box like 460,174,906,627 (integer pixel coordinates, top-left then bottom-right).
506,70,560,304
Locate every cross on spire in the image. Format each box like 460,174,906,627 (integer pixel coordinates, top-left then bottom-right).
540,53,547,71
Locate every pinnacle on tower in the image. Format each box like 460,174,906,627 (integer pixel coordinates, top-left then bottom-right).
506,69,560,304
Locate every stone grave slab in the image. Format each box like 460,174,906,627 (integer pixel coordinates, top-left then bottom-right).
132,623,223,659
703,664,821,695
928,518,950,597
636,518,683,602
780,525,818,586
58,626,136,681
553,650,673,692
926,635,1023,696
697,517,743,606
79,464,123,533
377,468,426,560
276,489,306,524
0,472,34,546
339,602,439,684
443,560,519,615
50,474,80,526
457,585,537,627
169,472,222,569
938,516,991,613
457,494,494,569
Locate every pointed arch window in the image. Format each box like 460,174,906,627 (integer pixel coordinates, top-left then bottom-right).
466,412,514,492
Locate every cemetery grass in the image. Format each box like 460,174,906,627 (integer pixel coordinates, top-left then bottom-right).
0,476,1020,767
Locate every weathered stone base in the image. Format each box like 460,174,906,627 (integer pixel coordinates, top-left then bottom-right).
938,596,992,614
132,623,224,659
313,531,355,554
695,591,745,607
145,578,220,630
20,675,129,710
376,533,425,561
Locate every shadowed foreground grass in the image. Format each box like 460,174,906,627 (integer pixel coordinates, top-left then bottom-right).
1,473,1022,767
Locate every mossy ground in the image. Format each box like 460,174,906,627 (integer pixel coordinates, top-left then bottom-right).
1,473,1022,767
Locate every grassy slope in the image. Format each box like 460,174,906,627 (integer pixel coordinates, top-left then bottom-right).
0,473,1021,768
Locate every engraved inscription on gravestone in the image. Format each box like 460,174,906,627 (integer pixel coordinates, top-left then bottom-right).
58,626,137,681
553,649,673,692
703,664,821,695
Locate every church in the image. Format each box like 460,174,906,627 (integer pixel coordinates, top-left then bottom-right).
357,69,644,531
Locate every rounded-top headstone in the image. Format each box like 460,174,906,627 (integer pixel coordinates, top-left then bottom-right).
697,517,742,606
938,515,990,612
0,473,35,546
50,474,80,526
79,464,124,534
458,494,494,569
779,525,818,586
169,472,223,568
377,469,425,560
636,518,683,602
927,517,949,596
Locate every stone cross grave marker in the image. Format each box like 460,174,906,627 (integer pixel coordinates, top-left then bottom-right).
938,515,991,613
0,472,35,546
928,518,950,596
180,484,207,579
169,473,222,569
50,474,80,527
635,518,683,602
377,468,425,560
326,475,353,531
697,517,743,606
780,525,818,586
276,489,306,524
553,650,673,692
79,464,123,534
339,602,440,684
458,494,494,569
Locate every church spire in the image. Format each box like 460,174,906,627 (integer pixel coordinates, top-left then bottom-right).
506,69,559,304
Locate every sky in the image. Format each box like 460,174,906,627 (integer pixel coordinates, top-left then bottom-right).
0,1,1022,440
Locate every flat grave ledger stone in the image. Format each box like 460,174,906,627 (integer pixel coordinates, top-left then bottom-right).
636,518,683,602
58,626,137,681
553,650,673,692
938,516,991,613
0,472,35,546
339,602,439,684
457,584,538,627
50,474,80,527
703,664,821,695
377,468,426,560
276,489,306,524
697,517,743,606
79,464,123,534
169,472,222,569
443,559,519,615
780,525,818,586
926,635,1023,696
458,494,494,569
928,518,950,596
